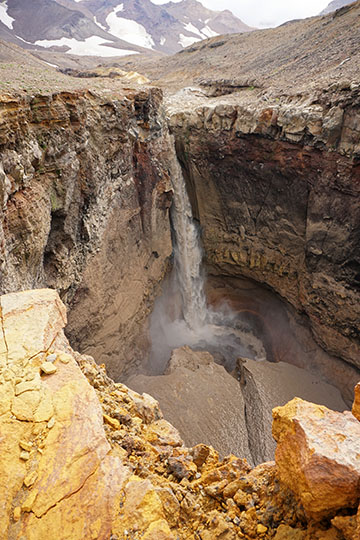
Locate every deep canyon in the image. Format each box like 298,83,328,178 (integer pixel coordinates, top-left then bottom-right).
0,4,360,536
1,83,359,396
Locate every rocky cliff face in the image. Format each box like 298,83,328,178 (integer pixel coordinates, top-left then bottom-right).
0,87,173,379
167,84,360,380
1,289,360,539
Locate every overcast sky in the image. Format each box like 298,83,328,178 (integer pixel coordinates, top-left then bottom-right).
150,0,331,28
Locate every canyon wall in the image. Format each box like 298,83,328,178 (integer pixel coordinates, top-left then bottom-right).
168,85,360,375
0,88,173,378
1,83,359,386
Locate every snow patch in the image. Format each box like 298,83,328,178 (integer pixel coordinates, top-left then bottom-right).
178,34,201,48
44,61,58,68
200,25,218,38
93,16,106,31
34,36,139,57
160,36,166,46
106,5,154,49
0,1,14,30
15,34,32,44
183,22,203,38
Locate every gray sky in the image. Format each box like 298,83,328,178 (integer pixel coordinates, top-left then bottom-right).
150,0,331,28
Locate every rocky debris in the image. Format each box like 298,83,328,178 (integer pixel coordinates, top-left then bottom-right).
1,288,360,539
128,346,253,463
273,398,360,521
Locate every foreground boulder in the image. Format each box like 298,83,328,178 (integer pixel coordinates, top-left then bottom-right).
0,289,129,538
273,398,360,521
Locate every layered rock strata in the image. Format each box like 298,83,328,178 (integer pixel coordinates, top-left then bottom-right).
1,289,360,539
167,85,360,377
0,88,173,378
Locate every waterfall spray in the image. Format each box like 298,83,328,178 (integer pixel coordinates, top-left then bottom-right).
148,141,266,375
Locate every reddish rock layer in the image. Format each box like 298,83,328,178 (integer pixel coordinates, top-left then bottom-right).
0,88,173,378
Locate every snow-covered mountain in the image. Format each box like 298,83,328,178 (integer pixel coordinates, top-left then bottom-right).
320,0,356,15
0,0,253,57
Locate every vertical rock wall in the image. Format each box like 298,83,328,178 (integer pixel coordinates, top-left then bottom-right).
0,88,173,378
168,89,360,374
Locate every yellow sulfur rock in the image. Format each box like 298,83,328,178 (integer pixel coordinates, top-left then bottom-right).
12,391,41,421
0,289,66,366
24,471,38,488
257,524,268,534
40,362,57,375
22,490,38,512
113,476,165,534
143,519,175,540
13,507,21,522
103,414,120,430
19,441,32,452
273,398,360,520
58,353,71,364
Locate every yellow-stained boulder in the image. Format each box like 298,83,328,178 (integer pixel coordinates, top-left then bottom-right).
18,455,129,540
272,398,360,520
0,289,129,539
114,476,166,534
0,288,66,366
142,519,175,540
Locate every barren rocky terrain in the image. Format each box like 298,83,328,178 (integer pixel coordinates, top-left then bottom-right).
0,3,360,539
113,1,360,94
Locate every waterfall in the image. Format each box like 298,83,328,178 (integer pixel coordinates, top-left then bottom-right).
147,144,266,375
170,155,207,330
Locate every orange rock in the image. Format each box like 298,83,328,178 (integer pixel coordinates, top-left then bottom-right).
352,383,360,422
273,398,360,520
142,519,175,540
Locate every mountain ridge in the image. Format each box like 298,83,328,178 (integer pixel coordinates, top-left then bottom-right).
0,0,253,56
320,0,356,14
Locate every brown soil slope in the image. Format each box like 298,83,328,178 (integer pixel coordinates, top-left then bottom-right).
112,1,360,93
